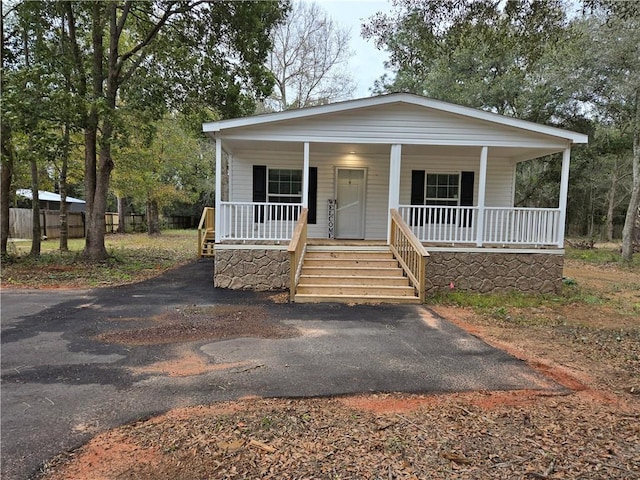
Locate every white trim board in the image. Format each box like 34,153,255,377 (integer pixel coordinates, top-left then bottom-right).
424,247,564,255
215,244,564,255
215,244,287,251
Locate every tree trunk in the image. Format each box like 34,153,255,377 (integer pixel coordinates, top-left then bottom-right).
59,124,70,251
82,2,109,261
621,139,640,264
146,198,160,236
605,157,618,242
0,125,14,256
84,118,114,261
622,90,640,264
29,154,41,256
117,195,127,233
82,110,109,260
0,10,12,257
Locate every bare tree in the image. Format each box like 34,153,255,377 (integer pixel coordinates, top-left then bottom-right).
267,1,355,111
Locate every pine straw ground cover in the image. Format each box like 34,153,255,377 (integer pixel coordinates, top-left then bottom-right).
41,391,638,480
2,230,197,288
34,245,640,479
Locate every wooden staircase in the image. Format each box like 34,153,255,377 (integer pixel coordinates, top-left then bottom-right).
294,246,421,304
201,230,215,257
198,207,215,258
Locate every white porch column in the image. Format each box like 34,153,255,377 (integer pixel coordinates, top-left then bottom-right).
215,137,222,243
475,146,488,247
302,142,310,208
387,144,402,243
557,147,571,248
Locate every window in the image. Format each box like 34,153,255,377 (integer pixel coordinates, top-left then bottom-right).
411,171,467,226
268,168,302,204
425,173,459,206
254,166,317,224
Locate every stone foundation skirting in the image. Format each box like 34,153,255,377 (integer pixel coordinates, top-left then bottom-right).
425,251,563,294
214,248,289,290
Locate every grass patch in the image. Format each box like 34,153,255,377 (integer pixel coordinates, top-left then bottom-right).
430,284,607,310
429,283,613,328
2,230,198,288
565,244,640,268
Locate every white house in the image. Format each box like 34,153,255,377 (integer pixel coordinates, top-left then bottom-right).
202,93,588,303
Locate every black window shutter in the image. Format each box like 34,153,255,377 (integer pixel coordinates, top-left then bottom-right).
410,170,425,205
460,171,474,206
308,167,317,224
460,171,474,227
253,165,266,223
410,170,425,226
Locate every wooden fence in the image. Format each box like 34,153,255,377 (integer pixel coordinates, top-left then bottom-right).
10,209,199,239
104,213,146,233
9,209,84,239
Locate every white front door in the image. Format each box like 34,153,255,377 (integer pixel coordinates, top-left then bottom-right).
336,168,366,239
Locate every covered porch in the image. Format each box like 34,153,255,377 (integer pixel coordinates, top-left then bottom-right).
213,142,571,249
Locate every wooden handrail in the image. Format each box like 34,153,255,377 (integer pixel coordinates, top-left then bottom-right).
287,208,308,302
197,207,215,257
389,208,429,303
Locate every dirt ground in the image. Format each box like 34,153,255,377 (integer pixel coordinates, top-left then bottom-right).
38,258,640,479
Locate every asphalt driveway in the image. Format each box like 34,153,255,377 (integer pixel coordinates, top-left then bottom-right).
1,259,563,479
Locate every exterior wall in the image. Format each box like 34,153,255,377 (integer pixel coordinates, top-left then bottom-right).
424,251,563,294
222,103,568,149
400,154,515,207
229,148,518,241
230,149,391,240
214,247,289,290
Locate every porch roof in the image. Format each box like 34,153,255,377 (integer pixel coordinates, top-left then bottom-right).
203,93,589,146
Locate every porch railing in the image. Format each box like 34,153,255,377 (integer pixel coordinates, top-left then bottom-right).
398,206,478,243
287,208,308,302
484,207,561,245
390,209,429,303
399,205,561,246
218,201,303,241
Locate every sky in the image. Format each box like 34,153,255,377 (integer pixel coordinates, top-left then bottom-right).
318,0,393,98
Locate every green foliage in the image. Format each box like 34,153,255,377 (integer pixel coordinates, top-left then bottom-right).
364,0,573,122
111,114,209,216
2,0,288,259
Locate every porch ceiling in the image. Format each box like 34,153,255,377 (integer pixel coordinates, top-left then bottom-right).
222,139,564,163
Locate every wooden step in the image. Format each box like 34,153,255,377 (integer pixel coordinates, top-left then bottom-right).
303,258,399,268
294,294,421,304
201,240,215,257
295,284,416,297
300,266,404,277
304,251,394,260
298,275,410,286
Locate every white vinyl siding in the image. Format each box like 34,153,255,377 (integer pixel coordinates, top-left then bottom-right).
220,104,569,149
399,154,514,208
